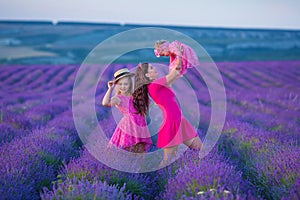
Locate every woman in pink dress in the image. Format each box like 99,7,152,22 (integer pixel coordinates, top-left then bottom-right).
154,40,200,75
102,68,152,153
133,61,202,163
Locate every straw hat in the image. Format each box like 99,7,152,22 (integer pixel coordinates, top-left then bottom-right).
113,68,135,83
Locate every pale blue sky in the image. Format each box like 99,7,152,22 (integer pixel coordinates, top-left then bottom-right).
1,0,300,30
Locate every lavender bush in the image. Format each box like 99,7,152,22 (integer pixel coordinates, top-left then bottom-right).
41,177,138,200
0,127,79,199
1,109,32,129
160,150,255,199
0,122,29,144
220,121,299,199
57,148,159,199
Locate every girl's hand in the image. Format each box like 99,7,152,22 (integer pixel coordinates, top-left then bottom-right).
111,96,121,106
107,81,114,89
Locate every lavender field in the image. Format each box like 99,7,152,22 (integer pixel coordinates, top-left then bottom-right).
0,60,299,199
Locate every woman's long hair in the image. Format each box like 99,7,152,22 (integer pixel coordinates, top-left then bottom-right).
133,63,150,116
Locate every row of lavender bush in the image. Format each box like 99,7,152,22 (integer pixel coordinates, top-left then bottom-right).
0,65,82,199
0,111,82,199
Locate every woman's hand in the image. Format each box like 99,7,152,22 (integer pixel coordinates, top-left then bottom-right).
166,67,180,86
175,54,183,71
176,44,184,70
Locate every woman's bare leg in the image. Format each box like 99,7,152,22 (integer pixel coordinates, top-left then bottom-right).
158,145,178,167
163,145,178,161
183,136,202,149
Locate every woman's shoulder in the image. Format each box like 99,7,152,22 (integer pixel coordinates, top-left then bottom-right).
149,77,167,88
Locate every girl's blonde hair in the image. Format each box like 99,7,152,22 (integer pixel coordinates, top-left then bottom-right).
154,40,168,49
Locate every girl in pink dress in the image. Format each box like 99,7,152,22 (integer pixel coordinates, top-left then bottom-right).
133,61,202,163
102,68,152,153
154,40,200,75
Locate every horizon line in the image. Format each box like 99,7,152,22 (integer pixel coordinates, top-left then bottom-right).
0,19,299,32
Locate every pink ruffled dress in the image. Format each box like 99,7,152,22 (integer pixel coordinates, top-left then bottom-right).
155,40,200,75
109,95,153,151
148,77,198,148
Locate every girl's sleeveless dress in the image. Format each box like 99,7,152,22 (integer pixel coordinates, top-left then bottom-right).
109,95,152,151
148,77,198,148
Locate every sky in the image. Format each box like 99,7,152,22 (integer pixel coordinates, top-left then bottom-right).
0,0,300,30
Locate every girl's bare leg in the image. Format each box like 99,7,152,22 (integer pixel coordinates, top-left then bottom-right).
135,143,146,153
124,143,146,153
124,143,147,172
124,146,133,152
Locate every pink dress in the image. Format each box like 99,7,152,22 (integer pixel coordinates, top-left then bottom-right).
148,77,198,148
155,40,200,75
169,41,200,75
109,95,152,151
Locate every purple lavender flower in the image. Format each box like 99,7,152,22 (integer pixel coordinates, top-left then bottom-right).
282,177,300,200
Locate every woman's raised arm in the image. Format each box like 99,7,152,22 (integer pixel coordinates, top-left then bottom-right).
166,51,183,86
